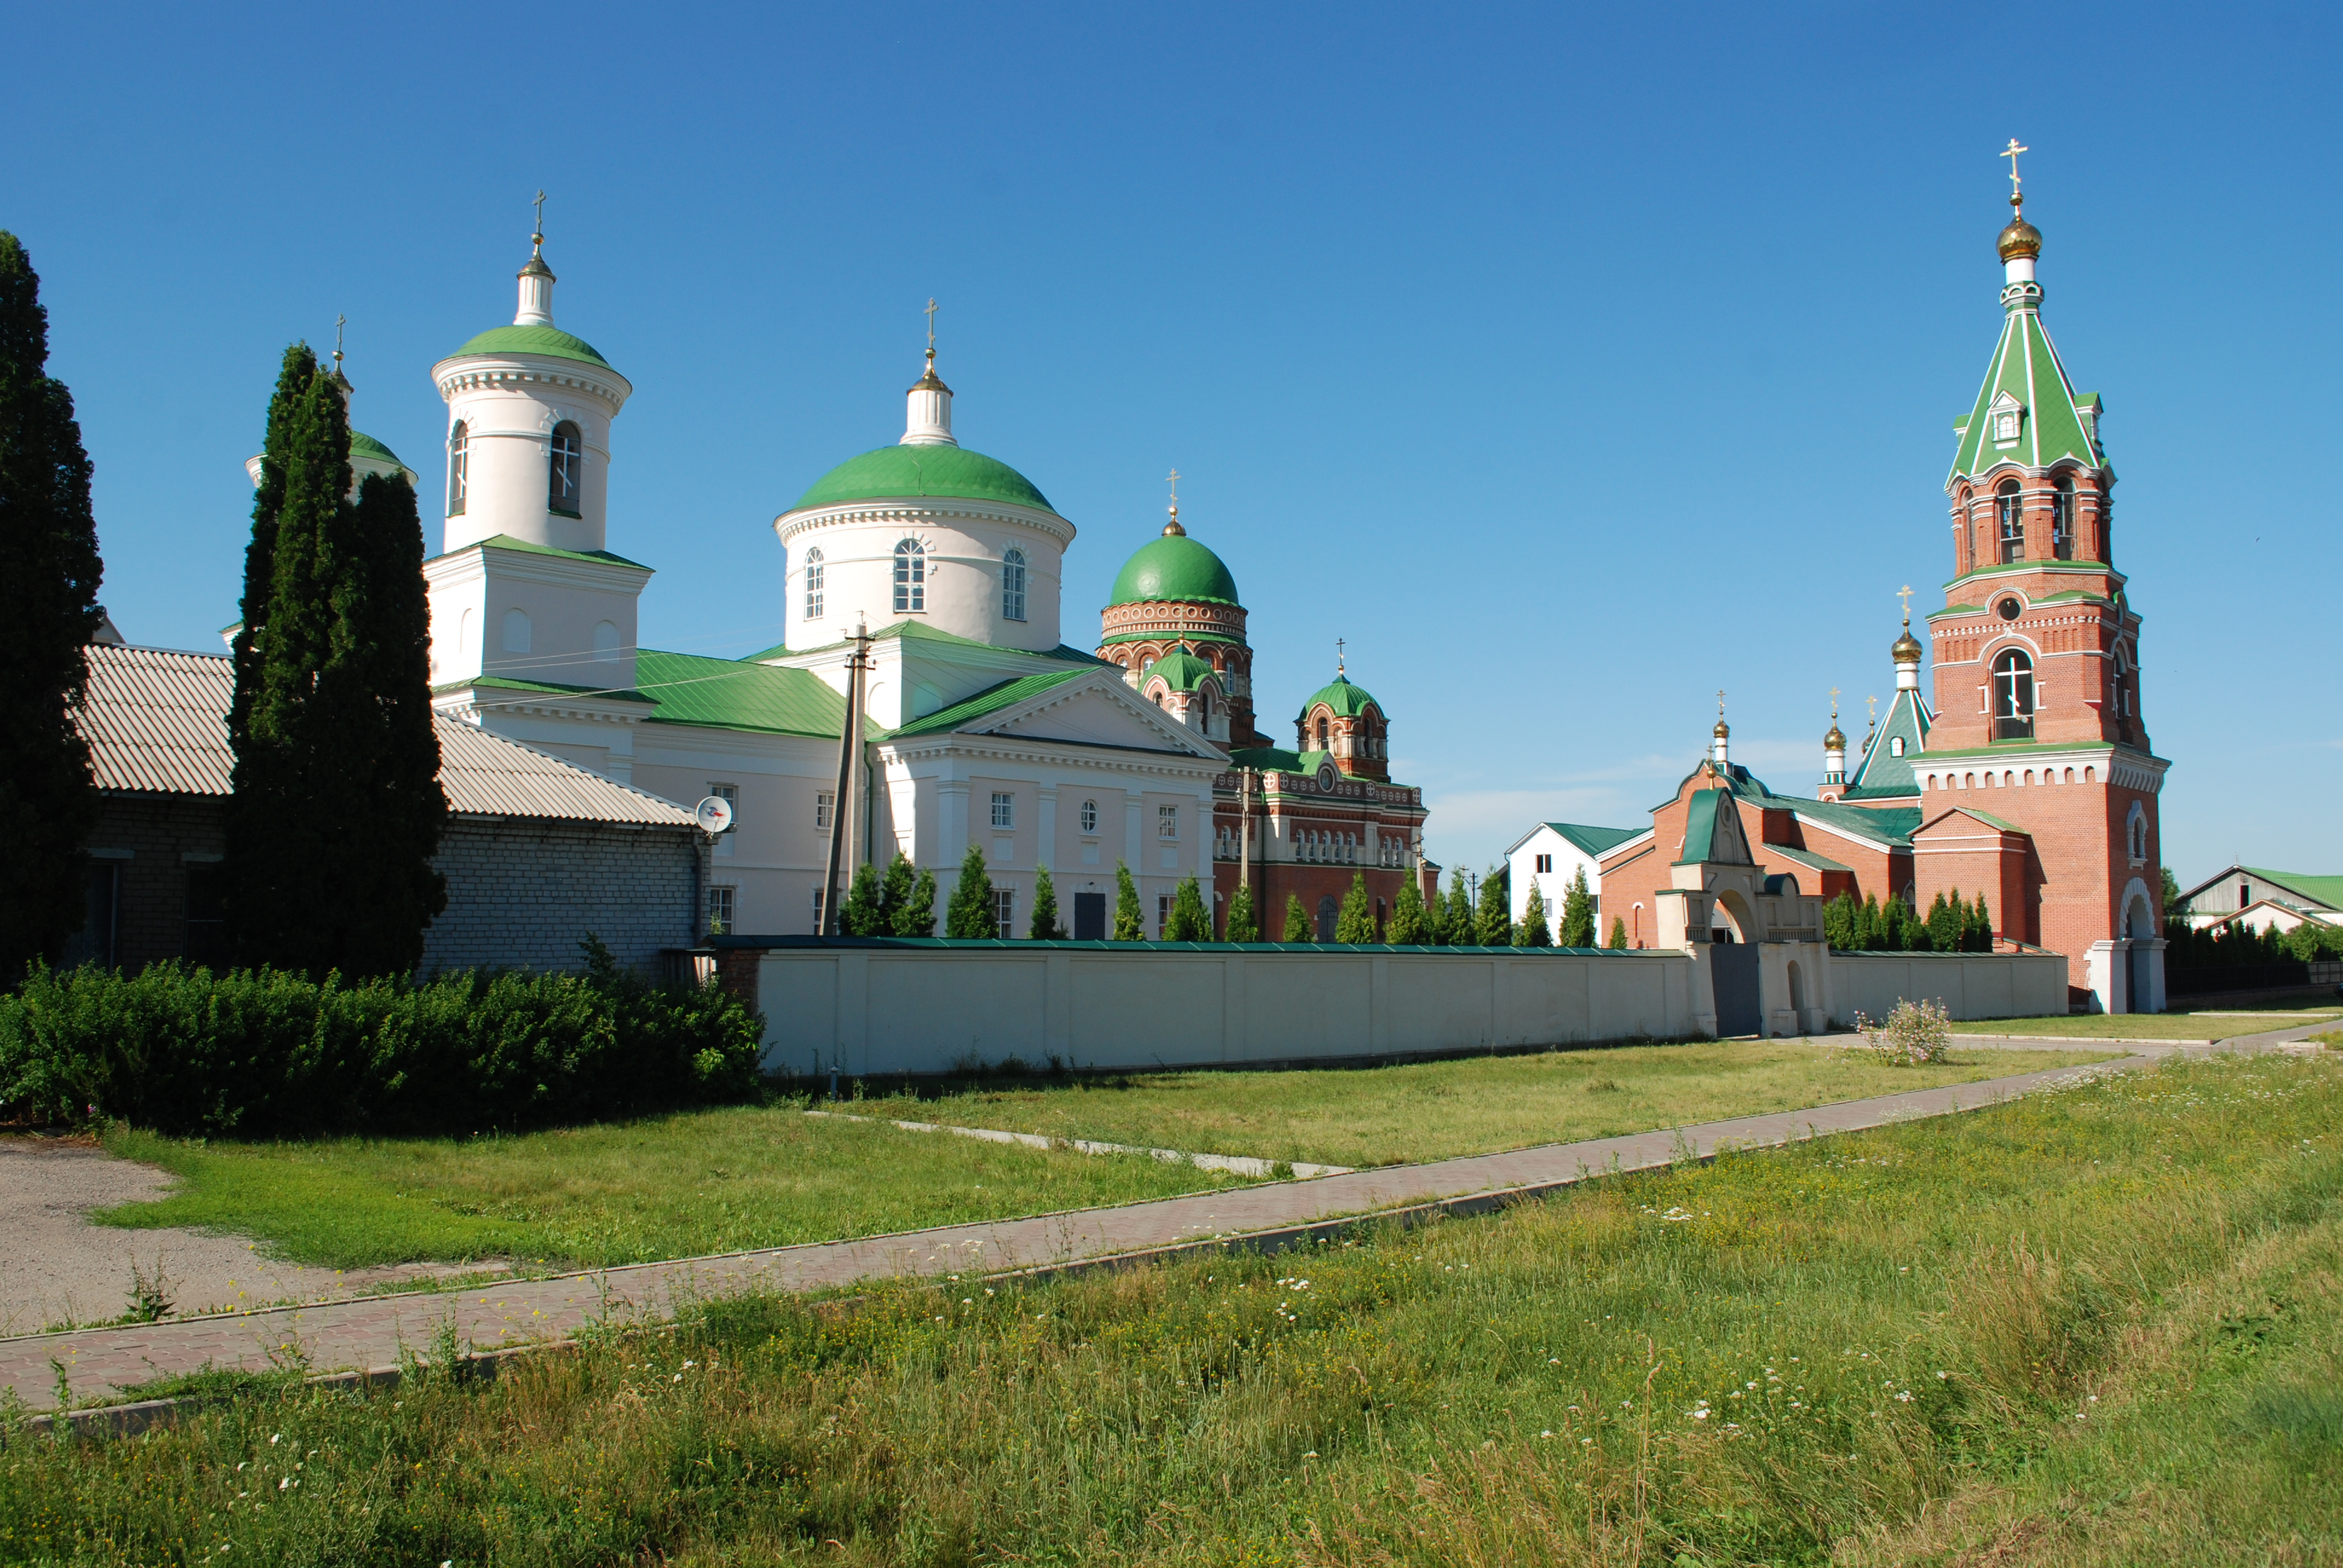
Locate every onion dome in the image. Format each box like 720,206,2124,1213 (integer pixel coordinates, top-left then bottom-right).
1824,719,1846,751
1299,673,1379,720
1147,643,1217,693
1997,195,2042,263
1892,627,1924,665
1712,716,1731,739
1108,532,1240,607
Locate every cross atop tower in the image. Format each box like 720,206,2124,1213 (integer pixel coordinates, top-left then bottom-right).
1830,685,1840,719
332,313,345,378
1716,688,1726,717
2000,140,2027,207
531,189,546,249
1337,637,1346,677
1165,468,1179,506
1898,584,1915,625
924,297,938,354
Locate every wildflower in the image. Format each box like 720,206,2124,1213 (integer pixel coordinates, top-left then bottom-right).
1894,1391,1913,1403
1540,1429,1554,1438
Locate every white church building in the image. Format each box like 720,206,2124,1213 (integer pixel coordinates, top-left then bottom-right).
417,232,1228,938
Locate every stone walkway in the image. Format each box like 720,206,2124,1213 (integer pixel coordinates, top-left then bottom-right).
5,1028,2324,1411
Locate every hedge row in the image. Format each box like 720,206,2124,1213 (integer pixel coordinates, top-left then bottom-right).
0,954,765,1138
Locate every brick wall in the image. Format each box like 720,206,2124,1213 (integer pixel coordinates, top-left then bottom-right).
67,793,229,972
422,818,707,975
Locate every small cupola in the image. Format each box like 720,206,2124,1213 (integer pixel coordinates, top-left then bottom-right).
516,213,556,326
903,298,956,446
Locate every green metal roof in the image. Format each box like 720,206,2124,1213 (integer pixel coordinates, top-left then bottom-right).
1760,842,1853,875
433,675,654,705
1107,533,1241,608
1676,788,1731,864
1297,674,1380,720
784,619,1109,668
1544,822,1644,858
447,324,615,371
1843,688,1930,798
793,445,1054,514
1144,644,1218,693
635,650,854,739
1927,805,2030,835
1948,298,2102,481
2241,867,2343,913
349,430,405,469
1678,760,1921,852
886,670,1090,738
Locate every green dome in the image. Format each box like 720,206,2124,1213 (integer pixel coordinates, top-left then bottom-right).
1107,534,1240,607
1298,675,1380,720
445,324,614,371
1144,644,1217,693
794,444,1054,514
349,430,404,469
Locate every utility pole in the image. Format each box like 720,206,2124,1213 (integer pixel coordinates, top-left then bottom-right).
821,618,872,935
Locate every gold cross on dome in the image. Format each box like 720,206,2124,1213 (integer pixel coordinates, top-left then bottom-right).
2000,140,2027,200
924,298,938,352
1716,688,1726,717
531,189,547,244
333,313,345,372
1867,695,1878,723
1830,686,1840,719
1165,468,1180,505
1897,584,1915,623
1337,637,1346,676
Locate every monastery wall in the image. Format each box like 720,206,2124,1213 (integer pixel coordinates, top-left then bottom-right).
1827,950,2069,1027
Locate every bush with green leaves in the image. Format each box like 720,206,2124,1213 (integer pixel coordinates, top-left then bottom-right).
1223,882,1259,942
0,939,764,1138
1335,872,1378,943
945,843,998,939
1282,892,1312,942
1852,997,1951,1066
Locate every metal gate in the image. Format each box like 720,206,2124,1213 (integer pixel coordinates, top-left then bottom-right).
1711,942,1761,1036
1073,892,1107,941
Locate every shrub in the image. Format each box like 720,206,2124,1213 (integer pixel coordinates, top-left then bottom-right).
1852,997,1951,1065
0,945,765,1138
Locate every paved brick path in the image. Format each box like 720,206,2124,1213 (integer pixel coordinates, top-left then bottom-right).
5,1031,2322,1411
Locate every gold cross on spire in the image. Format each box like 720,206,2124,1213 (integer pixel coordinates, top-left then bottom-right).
1897,584,1915,625
333,313,346,376
1867,694,1878,724
1999,139,2027,204
1165,468,1179,506
1717,688,1726,717
1337,638,1347,676
531,189,547,247
924,298,938,354
1830,685,1840,719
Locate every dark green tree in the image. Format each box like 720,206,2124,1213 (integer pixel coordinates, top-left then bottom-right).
1968,893,1994,951
1335,871,1377,943
1029,863,1064,939
1224,881,1259,942
0,233,103,978
879,852,917,932
1558,865,1597,948
1113,861,1145,941
1823,890,1860,951
1607,915,1630,950
1474,867,1512,946
945,843,997,938
1282,891,1311,942
1856,892,1883,951
226,350,445,978
1439,872,1474,946
1165,875,1211,941
1927,889,1961,952
843,861,886,935
894,866,939,936
1385,875,1429,944
1515,883,1553,947
2160,864,2183,919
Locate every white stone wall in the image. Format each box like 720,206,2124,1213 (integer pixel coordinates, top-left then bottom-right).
1827,951,2069,1027
422,819,707,975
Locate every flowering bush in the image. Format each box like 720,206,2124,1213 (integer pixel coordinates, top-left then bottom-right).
1852,998,1951,1065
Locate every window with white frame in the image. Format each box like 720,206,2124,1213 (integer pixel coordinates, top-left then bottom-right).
1079,799,1098,834
816,791,834,832
1158,805,1178,839
1158,894,1173,936
809,884,826,932
1001,548,1027,622
893,539,925,612
709,783,739,858
548,421,583,515
707,884,736,936
803,547,824,620
447,420,468,516
1996,480,2024,564
992,791,1015,829
992,886,1015,936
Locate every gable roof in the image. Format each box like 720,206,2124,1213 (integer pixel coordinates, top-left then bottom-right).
1666,757,1920,852
784,619,1112,670
1915,804,2032,838
1843,687,1930,799
1510,820,1645,858
1676,787,1755,866
886,667,1224,759
2175,866,2343,917
885,670,1092,738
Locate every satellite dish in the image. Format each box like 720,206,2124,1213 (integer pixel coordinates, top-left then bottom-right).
693,795,734,835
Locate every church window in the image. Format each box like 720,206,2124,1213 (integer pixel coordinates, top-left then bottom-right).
1889,736,1904,757
1996,480,2024,564
993,886,1016,936
2127,803,2148,863
2051,474,2076,560
1316,716,1329,750
1991,648,2035,740
1997,596,2022,621
804,549,824,620
1001,549,1027,622
816,792,834,832
592,620,620,662
706,885,735,936
893,540,926,612
447,421,468,516
1159,805,1178,840
1079,799,1098,834
500,607,531,654
992,792,1015,829
548,421,583,515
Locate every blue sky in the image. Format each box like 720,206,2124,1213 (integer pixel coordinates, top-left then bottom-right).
8,3,2338,887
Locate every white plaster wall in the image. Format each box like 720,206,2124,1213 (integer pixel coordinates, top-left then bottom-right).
1508,827,1613,935
437,365,624,556
632,727,841,938
779,502,1067,653
1827,951,2069,1026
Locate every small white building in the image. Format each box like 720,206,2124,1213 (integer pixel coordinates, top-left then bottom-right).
1506,821,1647,941
2173,865,2342,934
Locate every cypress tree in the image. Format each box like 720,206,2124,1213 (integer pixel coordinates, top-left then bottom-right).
945,842,997,938
1223,881,1259,942
1440,872,1475,946
1335,871,1377,943
1385,875,1429,944
1112,861,1144,940
1823,891,1858,952
1970,893,1993,951
879,852,917,931
1927,889,1962,952
0,232,103,978
1474,867,1512,946
1558,865,1597,948
1165,875,1211,941
1029,863,1064,939
1282,892,1311,942
1857,893,1883,951
895,867,939,936
1516,883,1552,947
843,861,886,935
1607,915,1630,950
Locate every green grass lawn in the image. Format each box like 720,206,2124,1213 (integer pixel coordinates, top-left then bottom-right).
1950,1006,2341,1042
15,1053,2341,1565
847,1039,2121,1169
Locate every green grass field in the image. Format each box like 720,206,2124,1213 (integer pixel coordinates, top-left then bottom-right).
1949,1005,2341,1042
14,1052,2340,1565
847,1040,2120,1168
92,1042,2116,1272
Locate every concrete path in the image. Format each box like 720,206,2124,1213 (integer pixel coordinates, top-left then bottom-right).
4,1030,2325,1411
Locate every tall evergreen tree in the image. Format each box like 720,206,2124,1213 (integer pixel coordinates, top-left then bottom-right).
1515,883,1552,947
0,233,103,978
1927,889,1961,952
894,866,939,936
843,861,886,935
1969,893,1994,952
1474,867,1512,946
1384,875,1429,945
1223,881,1259,942
1335,871,1377,943
1558,865,1597,947
1112,861,1144,940
1823,891,1860,952
1856,892,1883,951
1165,875,1211,941
945,842,997,938
1029,863,1064,939
1440,871,1475,946
879,852,917,932
1607,915,1630,950
1282,891,1311,942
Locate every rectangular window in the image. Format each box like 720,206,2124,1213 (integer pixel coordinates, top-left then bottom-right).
1535,853,1553,874
804,552,824,620
992,791,1015,829
710,783,739,858
184,865,227,968
816,792,834,832
810,884,826,932
707,884,736,936
992,886,1015,937
1158,893,1173,937
1158,805,1178,840
2241,883,2252,910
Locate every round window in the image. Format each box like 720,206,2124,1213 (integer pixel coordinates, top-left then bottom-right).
1997,597,2022,621
1317,764,1338,792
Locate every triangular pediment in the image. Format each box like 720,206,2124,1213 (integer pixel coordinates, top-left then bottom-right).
973,673,1225,757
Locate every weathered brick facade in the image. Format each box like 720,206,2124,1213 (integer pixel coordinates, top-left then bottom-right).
422,818,709,975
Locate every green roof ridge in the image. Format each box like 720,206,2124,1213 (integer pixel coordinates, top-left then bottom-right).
886,670,1090,737
446,324,615,372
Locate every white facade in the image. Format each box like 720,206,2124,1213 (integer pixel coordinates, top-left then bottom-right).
1506,822,1642,938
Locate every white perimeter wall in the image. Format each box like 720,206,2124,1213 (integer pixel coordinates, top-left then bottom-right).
1827,951,2068,1027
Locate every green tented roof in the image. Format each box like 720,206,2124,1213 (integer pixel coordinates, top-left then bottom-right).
1107,533,1241,607
2242,867,2343,913
1297,674,1380,720
793,445,1054,514
447,324,615,371
1545,822,1644,858
1144,645,1217,693
1844,687,1930,798
886,670,1090,738
635,650,854,738
1948,301,2102,480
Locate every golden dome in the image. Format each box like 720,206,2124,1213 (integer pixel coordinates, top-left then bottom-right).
1712,717,1731,739
1824,722,1846,751
1892,629,1924,664
1997,195,2042,263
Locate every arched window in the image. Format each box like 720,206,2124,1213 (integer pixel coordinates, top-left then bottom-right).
2051,473,2076,560
447,420,468,517
803,548,825,621
1889,736,1905,757
592,620,620,662
893,539,925,613
1991,648,2035,740
1001,548,1027,622
1996,480,2024,564
1316,716,1329,750
1080,799,1098,834
2128,803,2148,863
500,607,531,655
548,422,583,515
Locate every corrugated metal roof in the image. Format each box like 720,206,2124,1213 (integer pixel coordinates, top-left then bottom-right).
76,644,695,828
